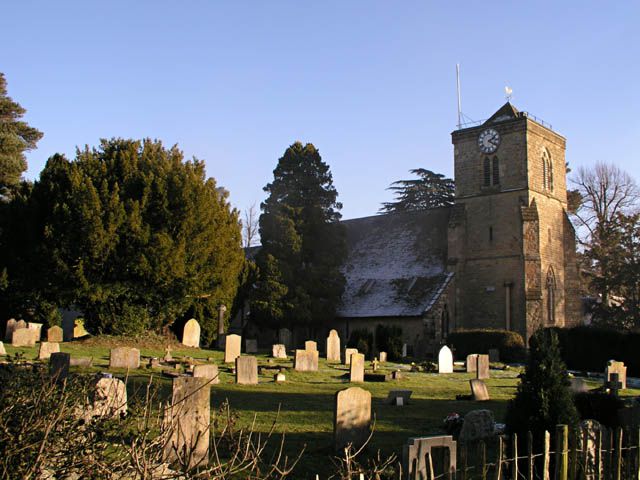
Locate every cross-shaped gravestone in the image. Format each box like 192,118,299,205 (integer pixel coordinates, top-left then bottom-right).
164,345,173,362
607,373,623,397
371,358,379,372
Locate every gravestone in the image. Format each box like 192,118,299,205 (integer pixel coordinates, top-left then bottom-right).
27,322,43,341
182,318,201,348
379,351,387,362
305,340,317,352
15,319,27,330
334,387,371,451
192,364,220,384
62,317,88,341
90,377,127,418
109,347,140,369
476,354,490,380
12,328,37,347
149,357,161,368
349,353,365,382
47,326,63,343
371,358,379,371
606,360,627,389
50,352,70,381
488,348,500,362
294,349,319,372
438,345,453,373
278,328,292,350
245,339,258,354
0,341,6,355
459,410,495,443
466,354,479,373
164,377,211,469
70,357,93,367
403,436,457,480
392,370,403,380
164,345,173,362
402,343,408,357
235,356,258,385
38,341,60,360
386,389,412,405
344,348,358,366
580,419,604,480
4,318,16,342
326,329,341,363
275,372,286,383
272,343,287,359
224,334,242,363
469,379,490,401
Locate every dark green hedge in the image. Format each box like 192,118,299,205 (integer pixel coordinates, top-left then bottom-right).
448,329,526,362
548,326,640,377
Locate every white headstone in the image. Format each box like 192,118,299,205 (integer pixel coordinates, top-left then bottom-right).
438,346,453,374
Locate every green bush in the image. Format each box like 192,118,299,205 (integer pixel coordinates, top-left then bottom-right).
375,324,403,361
347,329,373,359
573,392,624,428
448,328,526,362
549,326,640,376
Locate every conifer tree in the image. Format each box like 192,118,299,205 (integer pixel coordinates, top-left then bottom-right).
0,73,43,198
506,329,579,441
380,168,454,213
253,142,346,330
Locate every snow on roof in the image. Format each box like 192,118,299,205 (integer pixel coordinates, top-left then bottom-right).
337,208,452,318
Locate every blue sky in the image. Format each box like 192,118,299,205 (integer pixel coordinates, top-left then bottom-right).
3,1,639,220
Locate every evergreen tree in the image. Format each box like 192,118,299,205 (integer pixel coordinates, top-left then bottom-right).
379,168,454,213
253,142,346,330
0,73,43,198
506,329,579,442
14,139,244,341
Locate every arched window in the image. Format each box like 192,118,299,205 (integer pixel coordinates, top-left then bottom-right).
483,158,491,186
492,156,500,185
542,148,553,192
546,268,556,325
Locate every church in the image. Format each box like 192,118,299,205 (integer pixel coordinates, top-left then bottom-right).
327,102,582,356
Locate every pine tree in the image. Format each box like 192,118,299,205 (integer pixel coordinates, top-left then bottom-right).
379,168,454,213
18,139,245,341
253,142,346,331
0,73,43,198
506,329,579,442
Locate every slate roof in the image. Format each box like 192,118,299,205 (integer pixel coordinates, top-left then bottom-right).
484,101,520,124
336,208,452,318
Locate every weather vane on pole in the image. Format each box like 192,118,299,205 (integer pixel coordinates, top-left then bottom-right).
505,86,513,102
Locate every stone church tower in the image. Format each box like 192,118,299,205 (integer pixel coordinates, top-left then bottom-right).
448,103,581,340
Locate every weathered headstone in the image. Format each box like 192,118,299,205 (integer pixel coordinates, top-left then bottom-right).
349,353,365,382
224,334,242,363
379,351,387,362
109,347,140,369
89,377,128,418
334,387,371,451
386,389,412,405
27,322,43,341
272,343,287,359
459,409,495,443
245,339,258,354
38,341,60,360
50,352,70,381
469,379,490,401
466,354,479,373
70,357,93,367
326,329,341,363
15,319,27,330
488,348,500,362
438,345,453,373
0,341,6,356
4,318,16,342
164,377,211,469
304,340,317,351
344,348,358,366
12,328,37,347
403,436,457,480
164,345,173,362
371,358,379,372
392,370,403,380
476,354,490,380
47,326,63,343
182,318,201,348
278,328,292,350
294,349,319,372
606,360,627,389
235,356,258,385
192,364,220,384
275,372,286,383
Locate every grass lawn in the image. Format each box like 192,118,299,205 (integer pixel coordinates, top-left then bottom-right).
4,339,635,478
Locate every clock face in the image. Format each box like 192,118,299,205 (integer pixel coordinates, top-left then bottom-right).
478,128,501,154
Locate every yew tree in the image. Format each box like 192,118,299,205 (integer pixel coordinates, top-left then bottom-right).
252,142,346,330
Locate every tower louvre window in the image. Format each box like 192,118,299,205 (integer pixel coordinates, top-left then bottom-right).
492,156,500,185
483,158,491,186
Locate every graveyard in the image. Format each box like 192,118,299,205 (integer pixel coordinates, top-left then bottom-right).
3,325,639,477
